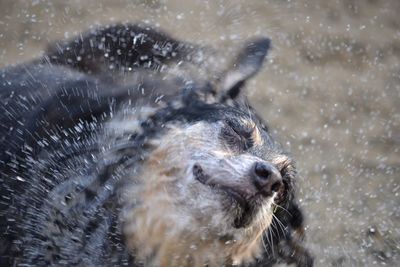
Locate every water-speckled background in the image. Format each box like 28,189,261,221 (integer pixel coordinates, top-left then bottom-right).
1,0,399,266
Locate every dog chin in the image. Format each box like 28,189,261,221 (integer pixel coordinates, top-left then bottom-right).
230,193,275,229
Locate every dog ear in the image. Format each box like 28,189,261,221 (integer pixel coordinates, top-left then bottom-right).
219,38,271,102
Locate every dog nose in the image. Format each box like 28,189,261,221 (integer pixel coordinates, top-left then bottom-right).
253,162,283,196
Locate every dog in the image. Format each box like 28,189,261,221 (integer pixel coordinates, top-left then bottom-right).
0,24,313,267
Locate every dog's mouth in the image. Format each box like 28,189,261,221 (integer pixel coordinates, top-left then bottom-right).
192,164,269,228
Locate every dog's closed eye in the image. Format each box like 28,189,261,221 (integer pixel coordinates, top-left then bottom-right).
220,120,255,151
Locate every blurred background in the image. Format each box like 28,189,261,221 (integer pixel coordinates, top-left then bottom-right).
0,0,399,266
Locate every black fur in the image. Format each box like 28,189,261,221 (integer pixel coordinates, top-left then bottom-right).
0,24,312,266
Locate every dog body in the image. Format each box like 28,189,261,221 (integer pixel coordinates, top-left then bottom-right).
0,24,312,266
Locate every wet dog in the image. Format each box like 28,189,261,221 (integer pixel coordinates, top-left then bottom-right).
0,24,313,266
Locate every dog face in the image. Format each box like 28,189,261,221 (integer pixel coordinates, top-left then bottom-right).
146,117,289,228
122,103,294,266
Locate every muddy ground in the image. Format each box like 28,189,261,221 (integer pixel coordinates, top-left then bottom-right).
0,0,399,266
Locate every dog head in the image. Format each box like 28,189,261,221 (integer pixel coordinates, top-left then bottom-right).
120,38,297,266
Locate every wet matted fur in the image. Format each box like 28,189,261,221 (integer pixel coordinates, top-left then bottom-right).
0,24,313,266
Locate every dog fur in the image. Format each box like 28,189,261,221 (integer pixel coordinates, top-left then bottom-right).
0,24,313,267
